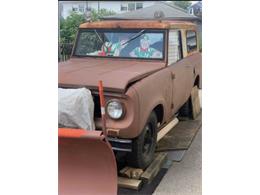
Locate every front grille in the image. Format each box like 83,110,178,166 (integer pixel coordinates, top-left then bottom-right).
92,94,101,118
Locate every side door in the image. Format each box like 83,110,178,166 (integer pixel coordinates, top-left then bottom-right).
167,29,188,113
182,30,199,98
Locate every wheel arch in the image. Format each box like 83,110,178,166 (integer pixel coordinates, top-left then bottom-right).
194,75,201,89
137,101,166,138
153,104,164,127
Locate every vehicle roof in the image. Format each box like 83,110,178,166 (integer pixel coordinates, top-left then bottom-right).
79,20,196,30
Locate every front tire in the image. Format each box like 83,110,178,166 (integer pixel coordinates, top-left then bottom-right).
127,112,157,169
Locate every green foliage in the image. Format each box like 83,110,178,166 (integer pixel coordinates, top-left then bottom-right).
75,32,103,55
90,9,116,22
59,9,116,44
173,1,192,10
60,12,86,43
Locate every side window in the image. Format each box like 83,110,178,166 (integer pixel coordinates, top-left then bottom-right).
72,5,78,12
120,3,128,11
128,3,135,11
136,3,143,10
79,4,84,12
186,30,197,52
168,30,183,65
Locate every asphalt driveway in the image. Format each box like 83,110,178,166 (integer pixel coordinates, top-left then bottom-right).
154,89,202,195
153,127,202,195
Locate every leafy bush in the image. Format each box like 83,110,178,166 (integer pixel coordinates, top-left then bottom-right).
90,9,116,22
60,12,86,44
59,9,115,44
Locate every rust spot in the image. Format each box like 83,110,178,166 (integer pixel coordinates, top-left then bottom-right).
79,20,195,29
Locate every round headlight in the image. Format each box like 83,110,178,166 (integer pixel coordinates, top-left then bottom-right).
106,100,124,120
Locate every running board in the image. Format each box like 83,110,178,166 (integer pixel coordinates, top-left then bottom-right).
157,117,179,142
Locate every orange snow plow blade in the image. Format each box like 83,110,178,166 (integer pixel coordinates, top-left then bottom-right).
58,128,117,195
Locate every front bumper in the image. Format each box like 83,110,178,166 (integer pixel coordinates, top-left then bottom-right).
107,137,132,152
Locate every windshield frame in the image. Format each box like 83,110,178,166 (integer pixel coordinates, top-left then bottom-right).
72,28,167,61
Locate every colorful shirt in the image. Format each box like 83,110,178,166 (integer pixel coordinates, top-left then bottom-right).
133,47,157,58
100,42,121,56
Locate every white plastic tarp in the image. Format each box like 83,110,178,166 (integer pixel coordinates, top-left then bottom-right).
58,88,95,130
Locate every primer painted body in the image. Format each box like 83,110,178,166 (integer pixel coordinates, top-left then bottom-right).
58,20,202,139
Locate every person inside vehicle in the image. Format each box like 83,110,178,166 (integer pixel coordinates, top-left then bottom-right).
129,34,162,58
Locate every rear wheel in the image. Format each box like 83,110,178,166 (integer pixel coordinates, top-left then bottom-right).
179,96,193,119
127,112,157,169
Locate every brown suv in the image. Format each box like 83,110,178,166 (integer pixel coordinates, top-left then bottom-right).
59,20,202,168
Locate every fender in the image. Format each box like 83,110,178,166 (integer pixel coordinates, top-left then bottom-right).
132,68,173,136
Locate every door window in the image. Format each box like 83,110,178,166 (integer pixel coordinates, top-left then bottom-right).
186,30,197,52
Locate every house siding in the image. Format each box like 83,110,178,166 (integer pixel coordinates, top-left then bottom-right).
60,1,155,19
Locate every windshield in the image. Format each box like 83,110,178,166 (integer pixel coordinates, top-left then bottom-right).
74,29,165,60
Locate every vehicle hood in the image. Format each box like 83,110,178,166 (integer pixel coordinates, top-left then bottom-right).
59,57,166,93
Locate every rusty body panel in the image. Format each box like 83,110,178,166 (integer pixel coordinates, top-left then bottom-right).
59,57,165,93
134,53,202,136
95,86,140,138
79,20,196,30
58,20,202,140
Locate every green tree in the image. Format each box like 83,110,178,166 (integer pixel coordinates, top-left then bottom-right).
173,1,192,10
60,9,116,44
90,9,116,22
60,12,86,43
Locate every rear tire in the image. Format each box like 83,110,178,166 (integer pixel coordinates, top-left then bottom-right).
179,96,192,118
127,112,157,169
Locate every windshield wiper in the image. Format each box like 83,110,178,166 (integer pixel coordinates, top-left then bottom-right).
94,29,104,44
122,29,145,46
